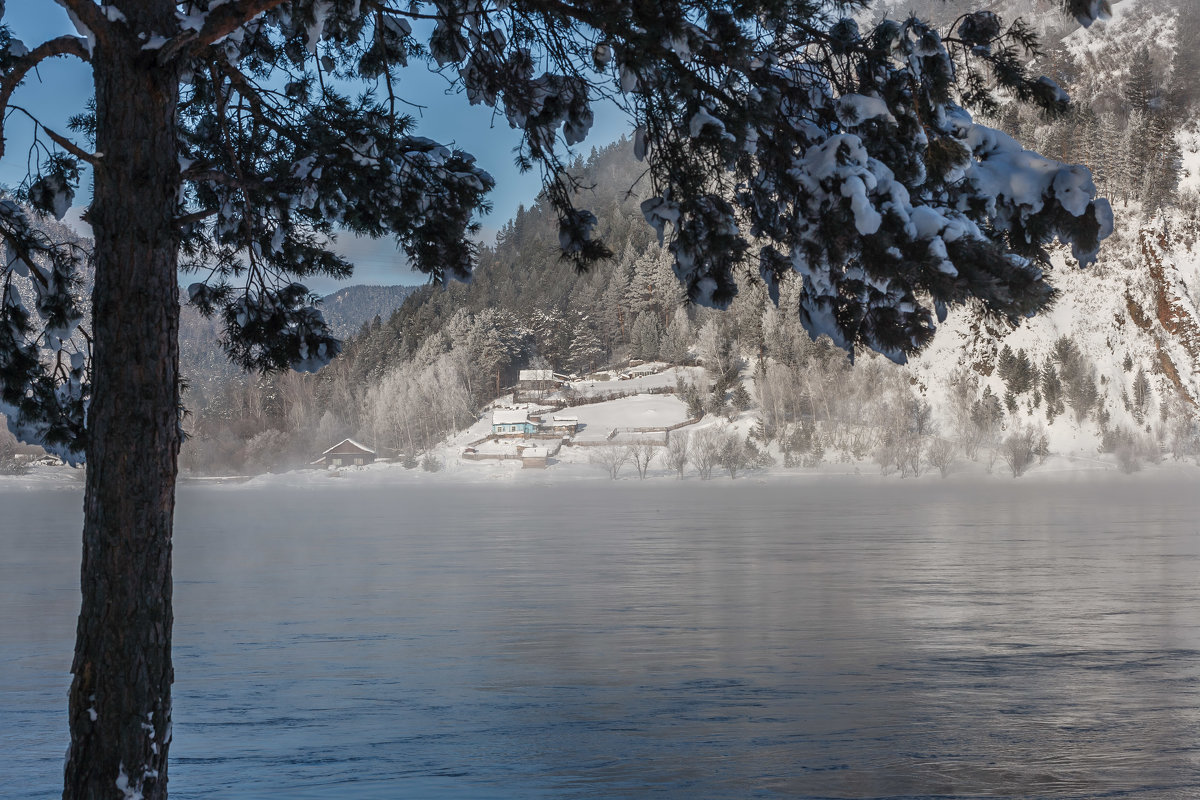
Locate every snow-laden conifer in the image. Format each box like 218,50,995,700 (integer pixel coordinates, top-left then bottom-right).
0,1,1118,797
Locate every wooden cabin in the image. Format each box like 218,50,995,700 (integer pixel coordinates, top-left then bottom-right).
517,369,557,392
314,438,376,468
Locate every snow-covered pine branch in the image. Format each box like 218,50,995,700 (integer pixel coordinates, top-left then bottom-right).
0,199,88,463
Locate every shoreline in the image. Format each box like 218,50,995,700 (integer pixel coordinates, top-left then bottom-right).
5,449,1198,492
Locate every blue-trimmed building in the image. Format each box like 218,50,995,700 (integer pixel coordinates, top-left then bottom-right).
492,407,538,436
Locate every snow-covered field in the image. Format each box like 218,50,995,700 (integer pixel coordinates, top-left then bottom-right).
564,393,689,441
564,364,703,396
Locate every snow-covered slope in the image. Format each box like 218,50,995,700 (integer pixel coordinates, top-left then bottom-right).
910,209,1200,454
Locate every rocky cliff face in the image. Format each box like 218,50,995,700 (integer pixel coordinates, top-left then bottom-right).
907,210,1200,455
1129,228,1200,404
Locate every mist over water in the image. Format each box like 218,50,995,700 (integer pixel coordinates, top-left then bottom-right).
4,477,1200,798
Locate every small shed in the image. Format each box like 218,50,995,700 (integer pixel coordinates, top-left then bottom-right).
492,407,538,437
519,446,548,469
544,415,579,435
315,438,376,468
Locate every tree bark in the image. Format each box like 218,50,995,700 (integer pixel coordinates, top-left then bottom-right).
64,3,182,798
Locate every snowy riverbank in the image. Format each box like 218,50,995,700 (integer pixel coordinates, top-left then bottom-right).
10,451,1198,493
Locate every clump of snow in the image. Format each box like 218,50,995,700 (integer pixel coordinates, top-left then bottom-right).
306,0,334,53
115,763,143,800
835,94,895,127
641,196,680,246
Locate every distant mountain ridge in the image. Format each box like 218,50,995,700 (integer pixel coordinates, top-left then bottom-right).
319,284,418,339
178,283,417,404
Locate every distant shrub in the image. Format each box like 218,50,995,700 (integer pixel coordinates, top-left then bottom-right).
420,454,443,473
1115,442,1142,474
747,440,775,469
1000,425,1046,478
926,437,956,478
1109,428,1160,474
803,434,825,469
0,435,25,475
242,429,290,474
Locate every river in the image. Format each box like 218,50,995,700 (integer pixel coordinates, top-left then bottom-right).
3,476,1199,798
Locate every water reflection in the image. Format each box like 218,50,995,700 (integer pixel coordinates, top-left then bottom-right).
3,477,1199,798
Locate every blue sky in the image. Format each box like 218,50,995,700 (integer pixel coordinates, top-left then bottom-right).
2,4,629,292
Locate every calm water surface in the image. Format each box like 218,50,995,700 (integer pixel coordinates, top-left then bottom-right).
3,477,1200,798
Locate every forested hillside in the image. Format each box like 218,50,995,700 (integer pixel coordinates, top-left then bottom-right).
319,285,418,340
165,0,1200,476
178,141,669,472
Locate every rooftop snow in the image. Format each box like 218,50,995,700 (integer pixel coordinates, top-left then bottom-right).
492,408,531,425
321,438,375,455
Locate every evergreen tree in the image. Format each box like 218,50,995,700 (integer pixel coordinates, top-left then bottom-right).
972,385,1004,443
1132,366,1152,423
565,312,604,375
660,311,693,365
730,381,752,413
730,279,768,355
1053,336,1098,423
625,246,685,325
1118,111,1146,205
1124,47,1154,116
1141,109,1181,210
997,344,1016,384
629,312,664,361
529,308,571,370
601,244,636,349
1010,349,1035,395
1042,358,1065,423
1093,110,1123,194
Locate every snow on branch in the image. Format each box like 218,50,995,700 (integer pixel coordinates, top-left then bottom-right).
0,36,93,160
1064,0,1112,28
49,0,114,53
157,0,292,62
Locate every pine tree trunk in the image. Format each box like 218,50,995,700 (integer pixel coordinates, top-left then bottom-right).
64,5,181,798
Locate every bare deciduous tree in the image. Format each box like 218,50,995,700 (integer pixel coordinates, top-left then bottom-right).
589,445,629,479
665,430,690,478
690,427,723,480
628,441,658,479
1000,425,1045,477
719,430,751,479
